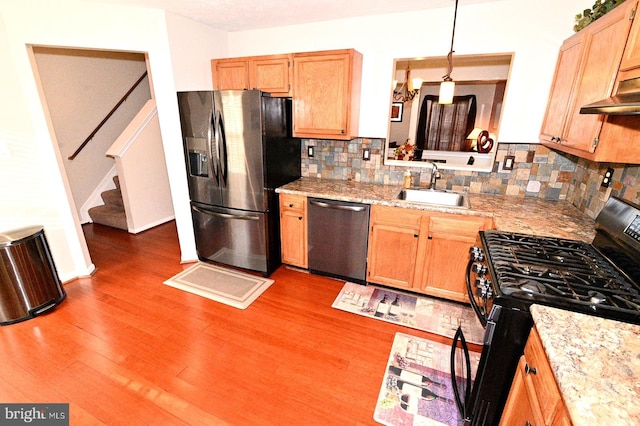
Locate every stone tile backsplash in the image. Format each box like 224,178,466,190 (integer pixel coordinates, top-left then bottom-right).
301,138,640,219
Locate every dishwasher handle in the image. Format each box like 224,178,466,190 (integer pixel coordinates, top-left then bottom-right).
309,199,367,212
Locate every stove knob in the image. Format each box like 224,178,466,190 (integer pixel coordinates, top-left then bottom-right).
475,277,489,288
469,247,485,261
471,263,487,276
483,286,493,299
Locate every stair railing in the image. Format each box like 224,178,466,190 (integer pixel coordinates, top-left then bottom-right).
68,71,148,160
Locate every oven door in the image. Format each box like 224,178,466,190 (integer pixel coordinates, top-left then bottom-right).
451,305,533,425
466,251,493,328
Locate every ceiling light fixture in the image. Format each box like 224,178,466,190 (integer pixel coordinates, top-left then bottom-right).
439,0,460,105
393,64,422,103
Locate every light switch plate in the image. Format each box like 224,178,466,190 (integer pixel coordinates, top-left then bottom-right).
307,146,314,158
602,167,614,187
503,155,515,171
362,148,370,161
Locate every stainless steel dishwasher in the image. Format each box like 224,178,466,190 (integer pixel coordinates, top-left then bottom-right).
307,198,370,284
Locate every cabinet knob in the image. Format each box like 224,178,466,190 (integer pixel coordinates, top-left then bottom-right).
298,217,303,220
414,234,419,238
289,203,294,207
524,363,537,375
428,235,433,240
525,422,533,426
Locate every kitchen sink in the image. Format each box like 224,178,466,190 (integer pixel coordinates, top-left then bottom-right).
398,188,470,209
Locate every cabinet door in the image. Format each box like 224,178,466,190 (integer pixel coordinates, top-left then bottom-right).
620,2,640,71
561,1,636,153
212,60,249,90
367,206,421,289
539,33,584,144
250,56,291,96
420,215,487,302
500,357,545,426
279,194,307,268
292,49,361,140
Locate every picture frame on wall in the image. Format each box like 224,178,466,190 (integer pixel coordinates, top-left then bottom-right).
390,102,403,122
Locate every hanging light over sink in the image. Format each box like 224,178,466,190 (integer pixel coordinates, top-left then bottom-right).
439,0,460,105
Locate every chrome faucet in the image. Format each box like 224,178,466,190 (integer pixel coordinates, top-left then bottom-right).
429,163,439,190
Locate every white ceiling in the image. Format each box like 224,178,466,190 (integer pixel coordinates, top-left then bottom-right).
82,0,498,32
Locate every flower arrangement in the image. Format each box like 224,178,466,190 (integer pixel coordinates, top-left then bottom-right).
394,141,415,160
574,0,625,32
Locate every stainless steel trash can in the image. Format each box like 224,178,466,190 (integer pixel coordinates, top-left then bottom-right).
0,226,66,325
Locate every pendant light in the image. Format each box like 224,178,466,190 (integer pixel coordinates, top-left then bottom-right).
439,0,460,105
393,63,423,103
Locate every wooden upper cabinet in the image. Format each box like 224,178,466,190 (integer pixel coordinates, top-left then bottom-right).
292,49,362,140
620,5,640,71
562,2,635,153
539,33,584,144
211,54,292,96
212,60,249,90
541,0,640,163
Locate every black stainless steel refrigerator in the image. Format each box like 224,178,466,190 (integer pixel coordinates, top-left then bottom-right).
177,90,300,277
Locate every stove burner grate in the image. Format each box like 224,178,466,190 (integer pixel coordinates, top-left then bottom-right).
482,231,640,315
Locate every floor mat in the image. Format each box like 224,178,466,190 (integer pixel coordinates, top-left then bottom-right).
163,262,273,309
332,282,485,345
374,332,481,426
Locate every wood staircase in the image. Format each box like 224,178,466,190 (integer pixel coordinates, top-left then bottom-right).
88,176,127,230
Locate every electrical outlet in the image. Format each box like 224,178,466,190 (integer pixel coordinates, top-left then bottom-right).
362,148,371,161
503,155,515,171
602,167,614,187
307,146,314,158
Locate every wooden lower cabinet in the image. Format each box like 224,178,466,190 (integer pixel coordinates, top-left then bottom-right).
366,206,423,289
500,327,571,426
279,193,307,268
367,205,493,302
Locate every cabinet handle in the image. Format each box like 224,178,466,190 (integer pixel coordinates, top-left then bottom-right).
524,364,537,375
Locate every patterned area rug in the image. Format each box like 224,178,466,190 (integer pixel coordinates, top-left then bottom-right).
163,262,273,309
374,332,481,426
332,282,485,345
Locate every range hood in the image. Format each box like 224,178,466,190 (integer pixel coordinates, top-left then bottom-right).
580,77,640,115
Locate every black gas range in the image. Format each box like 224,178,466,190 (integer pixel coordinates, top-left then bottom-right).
451,196,640,425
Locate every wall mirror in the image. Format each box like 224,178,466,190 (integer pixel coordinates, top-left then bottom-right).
386,53,513,172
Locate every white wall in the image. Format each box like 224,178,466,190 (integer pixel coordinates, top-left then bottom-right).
0,0,227,281
225,0,594,143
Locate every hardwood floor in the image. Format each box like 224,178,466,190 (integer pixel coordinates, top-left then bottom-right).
0,221,460,425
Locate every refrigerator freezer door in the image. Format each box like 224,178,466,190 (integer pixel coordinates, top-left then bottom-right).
191,202,271,274
178,91,222,206
216,90,266,212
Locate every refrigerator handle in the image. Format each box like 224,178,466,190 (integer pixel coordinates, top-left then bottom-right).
208,111,220,184
192,205,259,221
216,109,228,187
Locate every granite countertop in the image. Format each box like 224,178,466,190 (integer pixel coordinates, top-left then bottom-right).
277,177,596,242
530,305,640,425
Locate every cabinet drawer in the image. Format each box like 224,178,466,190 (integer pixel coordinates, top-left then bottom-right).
280,193,306,211
370,205,422,229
